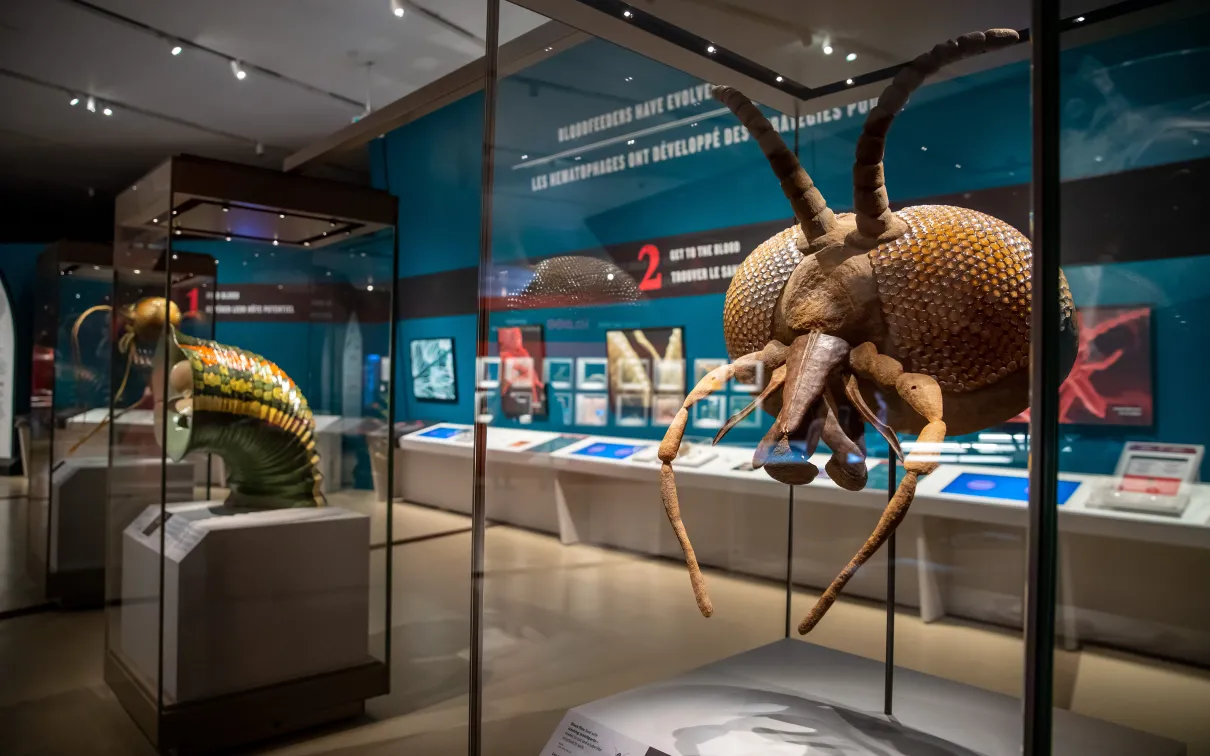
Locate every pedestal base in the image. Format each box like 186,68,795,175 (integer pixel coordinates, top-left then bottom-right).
111,501,382,751
543,639,1184,756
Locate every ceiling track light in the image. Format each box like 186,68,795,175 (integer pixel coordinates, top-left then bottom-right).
390,0,405,17
69,96,80,106
86,96,96,113
102,106,113,116
846,52,857,62
171,44,182,55
823,43,834,55
230,60,246,80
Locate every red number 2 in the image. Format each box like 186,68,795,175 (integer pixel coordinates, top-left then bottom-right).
185,287,199,316
638,244,663,291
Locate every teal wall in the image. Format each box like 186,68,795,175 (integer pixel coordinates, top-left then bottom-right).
0,243,48,426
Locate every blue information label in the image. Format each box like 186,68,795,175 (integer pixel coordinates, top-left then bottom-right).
572,442,645,460
417,426,462,439
942,472,1080,505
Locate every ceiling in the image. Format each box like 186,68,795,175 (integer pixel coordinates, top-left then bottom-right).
600,0,1121,86
0,0,545,207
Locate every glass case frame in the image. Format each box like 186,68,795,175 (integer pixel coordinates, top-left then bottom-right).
102,155,399,753
457,2,1206,755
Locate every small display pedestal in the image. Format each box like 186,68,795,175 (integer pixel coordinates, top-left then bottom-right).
106,502,385,753
28,457,193,608
543,639,1184,756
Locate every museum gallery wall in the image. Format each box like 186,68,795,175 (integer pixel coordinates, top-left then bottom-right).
376,15,1210,479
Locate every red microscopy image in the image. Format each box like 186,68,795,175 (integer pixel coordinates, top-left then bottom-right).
1014,306,1153,426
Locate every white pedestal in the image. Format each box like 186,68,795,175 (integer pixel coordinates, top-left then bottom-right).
120,502,370,704
544,639,1185,756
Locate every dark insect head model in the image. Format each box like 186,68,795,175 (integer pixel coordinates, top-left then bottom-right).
658,29,1079,634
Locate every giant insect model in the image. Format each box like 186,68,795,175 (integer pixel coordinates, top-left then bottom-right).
659,29,1079,634
155,325,326,508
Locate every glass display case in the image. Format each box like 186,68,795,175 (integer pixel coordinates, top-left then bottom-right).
22,241,117,610
382,0,1209,754
103,155,398,752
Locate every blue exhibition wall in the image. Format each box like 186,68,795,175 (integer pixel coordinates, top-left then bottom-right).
172,235,394,419
376,13,1210,476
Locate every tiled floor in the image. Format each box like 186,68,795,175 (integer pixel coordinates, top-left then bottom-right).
0,493,1206,756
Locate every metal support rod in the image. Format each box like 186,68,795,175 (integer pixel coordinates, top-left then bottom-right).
469,1,501,754
884,447,897,717
785,486,795,639
382,134,401,679
1025,0,1062,752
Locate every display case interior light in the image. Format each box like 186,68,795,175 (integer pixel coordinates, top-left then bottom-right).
150,200,371,247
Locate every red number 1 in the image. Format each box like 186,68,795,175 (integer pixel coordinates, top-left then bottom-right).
185,287,199,316
638,244,662,291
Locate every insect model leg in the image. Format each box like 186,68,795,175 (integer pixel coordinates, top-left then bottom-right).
659,340,788,617
798,342,946,634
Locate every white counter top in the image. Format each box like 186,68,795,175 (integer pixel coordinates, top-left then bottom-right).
399,423,1210,551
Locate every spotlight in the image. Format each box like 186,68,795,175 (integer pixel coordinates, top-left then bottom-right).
623,9,632,18
225,235,232,241
230,60,246,80
846,78,853,85
1075,15,1085,23
171,45,182,56
846,52,857,62
133,269,141,275
391,0,405,17
367,284,374,291
303,241,310,247
102,107,113,116
823,44,833,55
222,205,229,212
627,139,634,145
69,97,79,106
706,45,716,54
272,239,279,246
775,75,783,83
955,163,961,168
279,213,285,218
521,154,528,159
921,146,928,151
86,96,96,113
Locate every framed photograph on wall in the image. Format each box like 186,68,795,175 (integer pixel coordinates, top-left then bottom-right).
653,394,683,426
607,327,685,397
694,357,727,384
731,361,766,393
476,356,500,389
410,337,457,402
728,395,761,428
544,357,574,390
577,358,609,390
615,394,649,427
575,393,609,426
692,394,726,429
498,325,548,419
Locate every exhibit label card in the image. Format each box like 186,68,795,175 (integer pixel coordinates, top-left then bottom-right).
541,711,669,756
